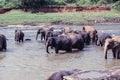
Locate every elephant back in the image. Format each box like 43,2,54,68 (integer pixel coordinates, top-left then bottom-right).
63,27,71,33
83,26,96,32
112,36,120,42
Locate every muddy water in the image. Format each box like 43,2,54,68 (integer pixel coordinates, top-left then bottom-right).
0,24,120,80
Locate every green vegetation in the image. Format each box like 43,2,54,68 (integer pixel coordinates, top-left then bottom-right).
0,0,120,11
0,10,120,25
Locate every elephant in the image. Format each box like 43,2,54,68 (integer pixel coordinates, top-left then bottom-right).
46,69,80,80
97,33,112,47
45,28,63,43
80,30,91,45
63,27,71,33
82,26,98,44
104,36,120,59
15,29,24,43
46,35,72,54
0,34,7,51
36,27,54,41
66,32,84,50
113,42,120,59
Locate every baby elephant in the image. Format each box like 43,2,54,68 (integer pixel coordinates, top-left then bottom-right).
0,34,7,51
15,29,24,43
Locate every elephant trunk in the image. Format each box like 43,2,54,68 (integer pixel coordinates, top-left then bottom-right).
36,33,39,40
104,43,108,59
46,42,50,54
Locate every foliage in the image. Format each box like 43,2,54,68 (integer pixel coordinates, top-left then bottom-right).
0,0,21,9
76,0,92,6
112,1,120,11
0,0,120,11
97,0,108,5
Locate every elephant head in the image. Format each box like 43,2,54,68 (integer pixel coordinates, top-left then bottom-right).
82,26,98,44
46,37,56,53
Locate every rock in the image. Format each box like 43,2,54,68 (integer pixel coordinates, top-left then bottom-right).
46,69,81,80
63,67,120,80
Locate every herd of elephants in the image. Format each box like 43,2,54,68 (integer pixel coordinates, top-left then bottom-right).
0,25,120,60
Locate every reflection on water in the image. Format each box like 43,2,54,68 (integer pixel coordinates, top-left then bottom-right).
0,24,120,80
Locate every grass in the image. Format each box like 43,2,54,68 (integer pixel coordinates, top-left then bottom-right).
0,10,120,25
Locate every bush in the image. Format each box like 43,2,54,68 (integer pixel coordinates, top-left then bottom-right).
112,1,120,11
0,0,21,9
97,0,108,5
76,0,92,6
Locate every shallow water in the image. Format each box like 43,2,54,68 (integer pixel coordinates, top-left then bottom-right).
0,24,120,80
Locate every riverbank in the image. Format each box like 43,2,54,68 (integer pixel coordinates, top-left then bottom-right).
0,10,120,26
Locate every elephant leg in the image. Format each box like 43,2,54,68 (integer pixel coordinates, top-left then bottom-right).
116,49,120,59
118,52,120,59
18,39,21,43
41,35,43,41
92,37,95,43
117,53,119,59
100,42,103,47
43,35,45,41
105,54,107,59
3,41,6,50
118,49,120,59
104,51,108,59
22,39,23,43
66,48,72,52
21,38,24,43
41,34,45,41
55,47,59,54
112,49,116,59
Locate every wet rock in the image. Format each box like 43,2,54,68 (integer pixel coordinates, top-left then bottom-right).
46,69,81,80
62,67,120,80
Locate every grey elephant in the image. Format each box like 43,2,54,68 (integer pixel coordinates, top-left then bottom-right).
66,32,84,50
82,26,98,44
15,29,24,43
97,33,112,47
45,29,63,43
80,30,91,45
104,36,120,59
36,27,54,41
46,35,72,54
0,34,7,51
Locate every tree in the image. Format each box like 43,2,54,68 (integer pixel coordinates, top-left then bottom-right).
21,0,48,9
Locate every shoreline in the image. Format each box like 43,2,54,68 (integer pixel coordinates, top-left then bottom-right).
1,22,120,28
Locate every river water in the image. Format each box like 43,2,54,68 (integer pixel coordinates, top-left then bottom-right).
0,24,120,80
